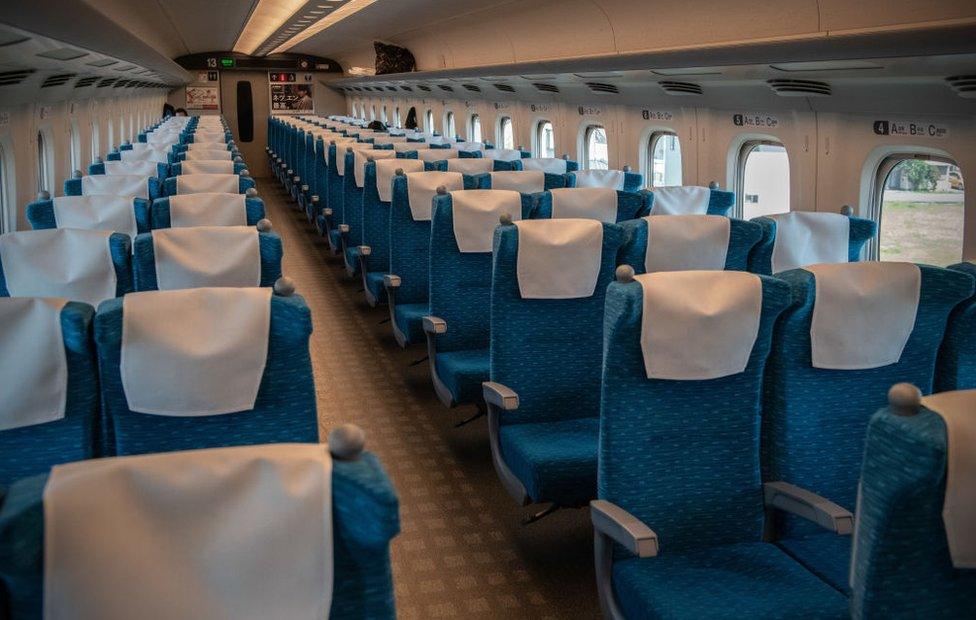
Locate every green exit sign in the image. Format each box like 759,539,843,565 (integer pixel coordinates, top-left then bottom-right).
220,58,235,68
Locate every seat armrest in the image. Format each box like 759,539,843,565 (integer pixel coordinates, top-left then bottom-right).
383,274,401,289
339,224,350,234
423,315,447,334
358,245,371,256
323,208,333,217
763,481,853,535
591,499,659,558
483,381,519,410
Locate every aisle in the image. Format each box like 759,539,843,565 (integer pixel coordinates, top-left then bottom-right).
259,179,602,619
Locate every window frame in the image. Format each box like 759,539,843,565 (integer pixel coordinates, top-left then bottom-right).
394,106,401,128
534,119,555,158
735,139,789,219
582,124,609,171
644,131,682,189
425,109,434,133
36,129,54,194
90,120,100,162
69,120,82,174
0,141,11,234
497,116,514,150
444,111,456,138
469,113,481,142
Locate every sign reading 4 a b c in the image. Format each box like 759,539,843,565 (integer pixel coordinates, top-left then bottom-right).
873,119,949,139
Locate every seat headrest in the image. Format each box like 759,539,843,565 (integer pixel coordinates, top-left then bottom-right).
175,173,240,194
103,161,158,177
166,193,247,227
643,215,731,273
150,226,262,290
573,169,626,190
767,212,851,273
489,171,545,193
392,142,428,153
449,190,522,253
404,171,464,221
514,219,604,299
184,149,233,161
417,148,458,162
445,158,494,175
375,159,424,203
549,188,618,223
520,158,567,174
180,160,236,175
650,186,711,215
483,149,522,162
52,195,138,239
354,149,396,188
81,174,150,200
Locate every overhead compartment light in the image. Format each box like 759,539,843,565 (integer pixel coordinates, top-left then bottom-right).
233,0,308,55
770,60,881,72
268,0,380,54
36,47,89,61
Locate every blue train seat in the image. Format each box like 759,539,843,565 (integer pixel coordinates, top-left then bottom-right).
532,188,652,222
567,169,643,192
647,185,735,216
340,147,397,277
150,192,266,228
87,159,168,179
64,173,163,201
618,215,764,274
170,160,247,175
26,195,150,238
749,210,878,274
162,172,255,196
935,262,976,391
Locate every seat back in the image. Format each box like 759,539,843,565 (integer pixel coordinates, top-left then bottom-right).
533,188,652,222
851,390,976,619
486,170,563,192
343,147,396,246
163,173,255,196
26,196,150,237
600,271,792,550
567,169,643,192
87,160,168,179
429,190,535,354
94,288,317,456
361,159,424,273
150,194,266,228
177,149,235,161
64,174,162,201
171,160,246,175
763,263,974,537
749,211,877,274
132,227,282,290
0,229,132,303
0,299,98,484
647,186,734,216
618,215,763,275
490,219,622,426
936,262,976,391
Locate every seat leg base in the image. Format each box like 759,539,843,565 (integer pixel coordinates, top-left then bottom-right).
523,503,560,525
409,355,429,367
453,404,486,428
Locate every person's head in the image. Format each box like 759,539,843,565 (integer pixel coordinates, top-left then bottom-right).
367,120,386,131
162,103,175,118
175,107,188,117
404,107,418,130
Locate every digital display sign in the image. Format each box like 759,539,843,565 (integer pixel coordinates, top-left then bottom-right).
220,57,235,68
269,72,297,83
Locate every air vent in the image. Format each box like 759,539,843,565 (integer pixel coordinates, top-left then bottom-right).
586,82,619,95
114,80,129,88
462,83,481,93
0,69,35,86
417,84,431,92
75,76,98,88
400,85,413,92
437,84,453,92
41,73,75,88
36,47,88,61
493,83,515,93
386,86,397,92
533,82,559,94
96,77,117,88
658,81,703,96
767,79,831,97
946,75,976,99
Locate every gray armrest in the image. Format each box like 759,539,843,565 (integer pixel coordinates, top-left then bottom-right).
763,481,853,535
423,315,447,334
591,499,659,558
323,208,333,217
383,274,401,288
358,245,371,256
339,224,350,234
483,381,519,411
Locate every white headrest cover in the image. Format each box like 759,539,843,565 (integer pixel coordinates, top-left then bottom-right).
336,144,372,176
372,136,408,145
176,173,240,194
426,135,451,145
187,141,229,150
644,215,731,273
151,226,261,290
0,297,68,431
392,142,428,153
574,169,626,190
184,149,233,161
651,186,711,215
455,142,483,153
120,287,272,415
636,271,762,380
81,174,149,200
483,149,522,162
549,188,618,223
450,190,522,253
405,172,464,221
52,195,138,240
919,389,976,568
180,160,235,175
514,219,603,299
191,131,228,143
103,161,157,177
768,212,850,273
376,159,424,203
168,193,247,227
0,229,116,305
446,158,494,175
417,148,458,162
146,133,179,147
520,158,567,174
121,148,170,164
355,149,396,189
489,171,545,193
807,262,920,370
43,443,334,619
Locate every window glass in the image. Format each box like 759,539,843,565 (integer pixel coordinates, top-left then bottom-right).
445,111,456,138
370,105,376,121
879,158,964,266
394,107,401,128
584,125,608,170
36,132,51,193
380,106,387,123
470,114,481,142
69,122,82,174
106,120,114,153
536,120,554,158
741,142,790,219
426,110,434,133
499,117,514,150
0,142,9,233
90,121,100,162
647,133,682,187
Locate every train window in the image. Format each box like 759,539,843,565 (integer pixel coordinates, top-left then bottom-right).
394,107,401,128
583,125,608,170
535,120,555,158
425,109,434,133
876,156,964,266
444,111,456,138
370,105,376,121
469,114,481,142
118,117,126,144
645,132,682,188
36,131,52,193
380,106,387,123
0,142,9,233
69,121,82,174
90,121,99,162
739,141,790,219
106,121,114,154
498,116,514,149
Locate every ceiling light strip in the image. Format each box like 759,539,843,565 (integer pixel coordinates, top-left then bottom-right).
267,0,379,55
233,0,309,55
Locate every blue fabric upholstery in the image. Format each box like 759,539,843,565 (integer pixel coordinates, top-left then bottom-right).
25,198,151,235
0,303,98,485
169,162,247,175
0,233,133,299
566,170,643,192
490,222,623,506
427,193,535,405
496,167,569,190
748,215,877,275
63,177,163,201
393,303,428,346
359,162,395,299
850,405,976,619
87,162,169,178
762,265,974,587
617,217,763,275
131,231,283,290
324,143,346,251
149,196,266,228
93,293,318,456
532,190,653,222
162,175,255,197
936,262,976,391
777,533,851,594
0,452,401,620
